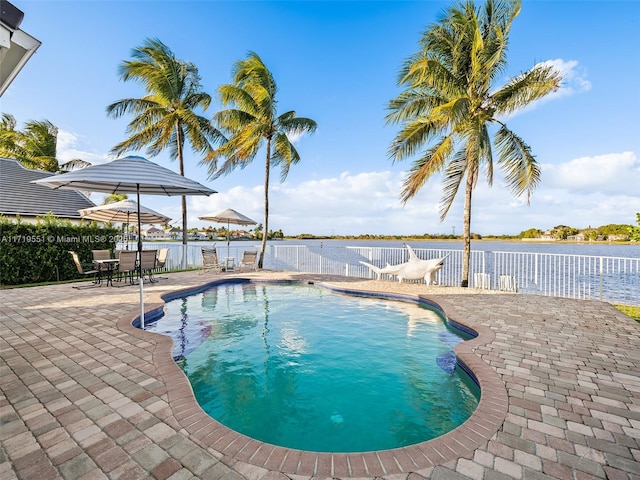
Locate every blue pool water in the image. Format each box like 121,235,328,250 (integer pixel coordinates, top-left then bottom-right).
145,281,480,452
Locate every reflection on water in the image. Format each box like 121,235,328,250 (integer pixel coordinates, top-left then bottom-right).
146,282,480,452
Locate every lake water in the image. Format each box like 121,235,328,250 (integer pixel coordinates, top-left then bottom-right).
204,239,640,259
150,237,638,308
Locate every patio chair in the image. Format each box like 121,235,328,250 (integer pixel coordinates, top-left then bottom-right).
69,251,101,288
239,250,258,271
140,249,158,283
118,250,138,285
201,247,222,274
154,248,169,279
92,249,113,282
92,249,111,262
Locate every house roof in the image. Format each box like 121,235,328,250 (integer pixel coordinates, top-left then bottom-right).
0,1,41,96
0,158,96,219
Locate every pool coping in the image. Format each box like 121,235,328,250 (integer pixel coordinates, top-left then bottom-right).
117,276,508,477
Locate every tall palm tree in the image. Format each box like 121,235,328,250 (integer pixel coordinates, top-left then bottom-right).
387,0,561,287
205,52,317,268
0,113,59,172
106,38,223,265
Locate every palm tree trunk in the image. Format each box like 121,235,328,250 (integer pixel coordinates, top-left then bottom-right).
258,138,271,269
176,124,188,270
461,172,474,287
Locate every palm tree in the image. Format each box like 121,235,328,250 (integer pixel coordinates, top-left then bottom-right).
205,52,317,268
387,0,561,286
0,113,59,172
0,113,91,173
106,38,223,266
103,193,128,205
59,158,92,172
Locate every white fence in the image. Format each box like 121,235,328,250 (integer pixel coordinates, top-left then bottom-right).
492,251,640,305
149,242,639,307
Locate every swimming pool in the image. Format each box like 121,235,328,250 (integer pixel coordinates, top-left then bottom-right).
145,280,480,453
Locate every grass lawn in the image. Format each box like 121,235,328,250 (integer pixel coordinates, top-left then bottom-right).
615,304,640,321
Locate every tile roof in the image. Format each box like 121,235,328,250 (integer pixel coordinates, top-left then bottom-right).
0,158,96,219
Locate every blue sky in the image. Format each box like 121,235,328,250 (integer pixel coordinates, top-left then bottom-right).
4,0,640,236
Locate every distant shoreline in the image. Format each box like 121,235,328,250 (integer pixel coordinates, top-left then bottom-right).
144,237,638,246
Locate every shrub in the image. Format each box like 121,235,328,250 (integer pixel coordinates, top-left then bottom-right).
0,215,119,285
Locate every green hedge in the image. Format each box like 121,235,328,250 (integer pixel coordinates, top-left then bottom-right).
1,216,119,285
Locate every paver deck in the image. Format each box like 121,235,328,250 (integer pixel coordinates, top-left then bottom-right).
1,270,639,480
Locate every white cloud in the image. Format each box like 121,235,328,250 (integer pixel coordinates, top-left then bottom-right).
286,130,307,144
541,151,639,195
500,58,591,119
187,149,639,236
540,58,592,99
57,129,110,165
87,145,639,237
190,170,459,236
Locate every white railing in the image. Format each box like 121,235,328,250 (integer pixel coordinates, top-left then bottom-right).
492,251,640,305
144,242,639,307
268,244,486,287
143,242,256,271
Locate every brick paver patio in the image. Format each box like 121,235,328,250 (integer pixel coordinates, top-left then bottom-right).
1,270,638,480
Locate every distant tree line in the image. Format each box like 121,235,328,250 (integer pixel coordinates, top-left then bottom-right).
520,221,635,241
287,217,639,242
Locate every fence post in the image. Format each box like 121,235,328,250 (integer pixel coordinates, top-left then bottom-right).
296,246,300,271
345,252,349,277
599,256,603,302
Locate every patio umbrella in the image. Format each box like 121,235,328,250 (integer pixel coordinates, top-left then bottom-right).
198,208,257,258
32,155,216,328
78,199,171,250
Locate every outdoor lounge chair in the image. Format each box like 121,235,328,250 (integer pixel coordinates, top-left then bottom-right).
69,251,100,288
201,247,222,274
240,250,258,271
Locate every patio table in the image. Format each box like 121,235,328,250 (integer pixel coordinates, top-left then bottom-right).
94,258,120,286
224,257,236,272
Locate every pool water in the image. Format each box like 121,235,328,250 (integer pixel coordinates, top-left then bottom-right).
146,281,480,452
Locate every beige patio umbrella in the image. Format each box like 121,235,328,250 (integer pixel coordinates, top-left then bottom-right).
33,155,216,328
198,208,257,258
78,199,171,250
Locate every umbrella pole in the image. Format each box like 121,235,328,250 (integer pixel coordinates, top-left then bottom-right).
137,185,145,329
